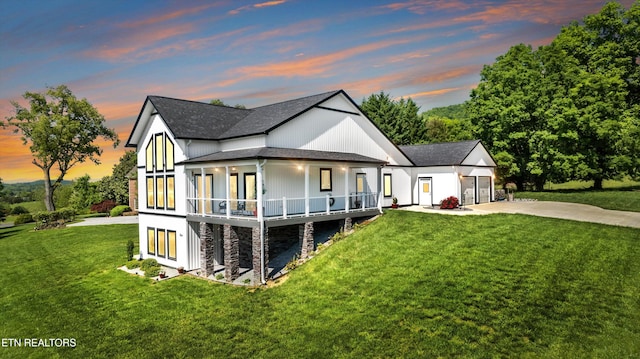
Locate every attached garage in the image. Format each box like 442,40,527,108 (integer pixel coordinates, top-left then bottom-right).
399,140,497,206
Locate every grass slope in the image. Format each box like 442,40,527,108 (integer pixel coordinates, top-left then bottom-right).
1,212,639,358
519,188,640,212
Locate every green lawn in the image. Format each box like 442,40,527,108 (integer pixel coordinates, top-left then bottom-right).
1,212,639,358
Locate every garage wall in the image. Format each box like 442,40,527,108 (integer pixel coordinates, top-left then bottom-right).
410,167,459,205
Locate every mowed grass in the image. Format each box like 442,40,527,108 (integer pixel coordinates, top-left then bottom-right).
1,211,639,358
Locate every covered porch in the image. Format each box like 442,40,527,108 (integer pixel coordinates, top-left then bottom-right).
182,147,386,222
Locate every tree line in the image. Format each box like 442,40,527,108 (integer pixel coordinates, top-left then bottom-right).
362,1,639,191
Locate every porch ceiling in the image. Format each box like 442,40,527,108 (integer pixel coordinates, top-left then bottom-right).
180,147,387,166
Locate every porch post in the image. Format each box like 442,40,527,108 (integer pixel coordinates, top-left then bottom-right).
200,167,206,215
256,161,264,221
344,167,349,213
377,166,383,212
225,166,231,219
304,164,310,217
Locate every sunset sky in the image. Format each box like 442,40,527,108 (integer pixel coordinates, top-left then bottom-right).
1,0,635,183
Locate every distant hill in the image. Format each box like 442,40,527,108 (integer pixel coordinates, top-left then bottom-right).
422,103,468,120
4,180,73,194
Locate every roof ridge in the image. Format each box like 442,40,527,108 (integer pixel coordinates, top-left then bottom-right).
250,89,341,109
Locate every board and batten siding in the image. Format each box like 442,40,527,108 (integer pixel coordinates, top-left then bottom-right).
266,96,412,166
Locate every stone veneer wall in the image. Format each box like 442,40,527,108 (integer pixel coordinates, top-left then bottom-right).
199,222,215,276
236,227,253,268
223,224,240,281
252,227,268,283
300,222,314,259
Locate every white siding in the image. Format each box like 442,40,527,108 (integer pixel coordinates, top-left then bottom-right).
138,214,189,269
186,140,220,158
220,135,267,152
462,144,496,167
411,167,460,205
382,168,411,206
267,102,412,166
320,94,359,113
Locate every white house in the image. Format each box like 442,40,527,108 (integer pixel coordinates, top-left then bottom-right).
125,90,495,284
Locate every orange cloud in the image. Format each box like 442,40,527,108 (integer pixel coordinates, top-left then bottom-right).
229,0,287,15
401,86,467,99
120,3,222,28
219,37,413,86
381,0,473,14
86,23,194,61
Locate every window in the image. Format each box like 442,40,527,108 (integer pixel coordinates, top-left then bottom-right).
320,168,332,191
166,137,174,171
144,132,175,210
155,134,164,171
145,141,153,172
166,176,175,210
146,177,154,208
156,177,164,209
157,229,166,257
168,231,177,260
147,228,155,255
384,174,392,197
194,174,212,213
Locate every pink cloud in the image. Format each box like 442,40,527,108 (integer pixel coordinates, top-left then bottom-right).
229,0,287,15
219,37,413,86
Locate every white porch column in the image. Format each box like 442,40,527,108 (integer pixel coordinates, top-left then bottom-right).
225,166,231,219
377,166,383,212
200,167,206,215
304,164,310,217
344,167,350,213
256,161,264,221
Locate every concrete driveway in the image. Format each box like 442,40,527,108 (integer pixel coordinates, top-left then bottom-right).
68,215,139,227
403,201,640,229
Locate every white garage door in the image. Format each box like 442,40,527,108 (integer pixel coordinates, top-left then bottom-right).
478,176,491,203
461,176,475,205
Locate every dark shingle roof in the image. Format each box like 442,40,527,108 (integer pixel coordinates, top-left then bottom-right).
399,140,481,166
182,147,386,165
146,90,341,141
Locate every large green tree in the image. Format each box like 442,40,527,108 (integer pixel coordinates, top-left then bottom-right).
5,85,119,210
361,92,425,145
468,44,548,190
469,1,639,190
96,151,136,205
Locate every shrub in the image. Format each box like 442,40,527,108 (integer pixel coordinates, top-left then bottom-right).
126,260,140,269
13,213,34,225
90,200,116,214
440,196,459,209
10,206,29,215
140,258,159,271
33,208,76,229
126,239,135,261
110,205,131,217
215,273,224,280
144,266,162,278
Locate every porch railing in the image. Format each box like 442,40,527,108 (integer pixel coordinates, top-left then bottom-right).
186,192,379,220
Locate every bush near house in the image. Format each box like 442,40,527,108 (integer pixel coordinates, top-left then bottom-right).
90,199,116,214
110,205,131,217
13,213,33,225
440,196,459,209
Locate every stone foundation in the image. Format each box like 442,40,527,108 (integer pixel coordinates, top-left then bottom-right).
223,224,240,281
343,217,352,232
199,222,215,276
300,222,314,259
252,227,268,283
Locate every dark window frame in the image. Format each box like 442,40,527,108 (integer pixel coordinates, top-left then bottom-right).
383,173,392,197
320,168,333,192
147,227,155,255
167,230,177,260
